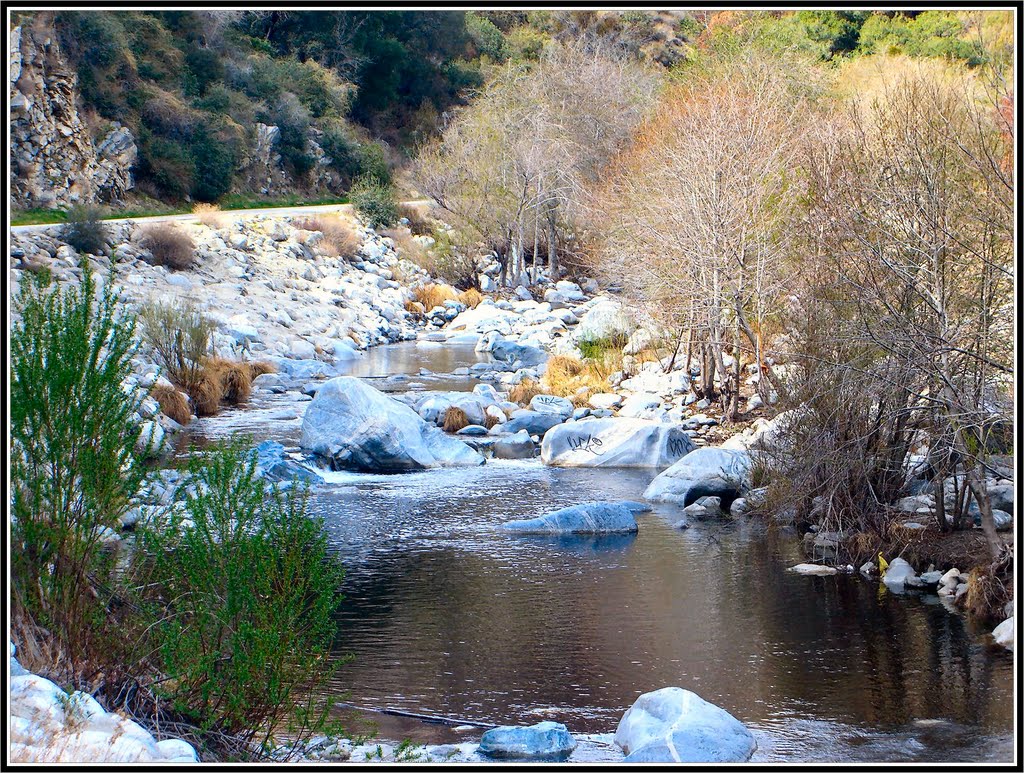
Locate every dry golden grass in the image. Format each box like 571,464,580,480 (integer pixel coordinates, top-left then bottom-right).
151,385,192,426
192,203,228,229
541,353,614,406
404,300,426,316
962,563,1010,622
483,412,502,430
204,357,253,404
191,372,225,417
458,287,483,308
413,283,459,311
295,215,361,260
381,226,429,265
508,378,546,406
442,406,471,433
247,360,277,379
397,202,435,235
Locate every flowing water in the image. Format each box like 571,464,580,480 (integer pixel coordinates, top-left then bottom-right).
180,341,1015,763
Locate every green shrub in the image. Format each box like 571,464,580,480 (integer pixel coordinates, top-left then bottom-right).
466,12,507,61
60,206,110,255
350,175,399,228
189,124,236,202
140,440,345,756
11,267,150,655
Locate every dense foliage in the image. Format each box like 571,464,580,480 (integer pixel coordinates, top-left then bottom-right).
139,441,345,757
11,268,148,656
30,9,1005,208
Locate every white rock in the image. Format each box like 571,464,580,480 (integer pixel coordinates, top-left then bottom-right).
644,448,752,505
992,617,1014,651
615,687,756,763
541,418,694,468
300,377,484,472
882,557,917,591
789,563,838,576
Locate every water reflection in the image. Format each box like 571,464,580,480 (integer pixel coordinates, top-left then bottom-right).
313,462,1012,763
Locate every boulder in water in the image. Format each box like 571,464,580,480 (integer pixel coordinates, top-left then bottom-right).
541,418,694,468
644,448,752,506
614,687,756,763
478,721,576,760
502,501,648,534
300,377,484,472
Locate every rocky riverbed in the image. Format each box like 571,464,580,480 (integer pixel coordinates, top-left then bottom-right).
8,212,1015,763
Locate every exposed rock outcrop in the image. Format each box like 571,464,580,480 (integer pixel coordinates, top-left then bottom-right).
10,22,137,208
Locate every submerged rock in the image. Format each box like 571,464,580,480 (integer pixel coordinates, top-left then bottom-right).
478,721,576,760
541,418,694,468
502,501,648,534
789,563,838,576
614,687,756,763
301,377,484,472
644,448,752,506
253,440,323,483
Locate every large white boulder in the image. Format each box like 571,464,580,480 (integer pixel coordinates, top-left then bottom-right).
541,418,694,468
301,377,484,472
644,447,753,506
571,299,635,344
614,687,756,763
8,653,198,763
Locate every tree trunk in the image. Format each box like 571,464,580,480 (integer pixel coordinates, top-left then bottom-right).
546,204,559,281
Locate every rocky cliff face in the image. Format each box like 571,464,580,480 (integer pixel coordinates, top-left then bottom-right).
10,23,137,209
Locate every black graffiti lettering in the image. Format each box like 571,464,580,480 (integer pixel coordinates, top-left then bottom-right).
566,434,604,455
668,438,689,456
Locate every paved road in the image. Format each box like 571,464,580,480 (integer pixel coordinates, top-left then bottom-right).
10,199,431,234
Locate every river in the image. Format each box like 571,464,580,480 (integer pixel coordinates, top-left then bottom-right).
178,340,1014,763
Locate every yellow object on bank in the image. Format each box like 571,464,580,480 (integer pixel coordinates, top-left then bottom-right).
878,553,889,576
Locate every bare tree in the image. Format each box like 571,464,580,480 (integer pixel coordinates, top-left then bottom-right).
589,52,820,421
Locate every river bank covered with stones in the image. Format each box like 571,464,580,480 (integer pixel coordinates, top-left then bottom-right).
8,212,1015,764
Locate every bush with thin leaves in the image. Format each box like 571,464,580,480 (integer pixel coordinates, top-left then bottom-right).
138,440,346,758
138,300,215,398
11,267,151,657
349,175,398,229
60,205,110,255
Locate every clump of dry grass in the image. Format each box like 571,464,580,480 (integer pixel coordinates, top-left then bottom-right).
295,215,361,260
398,203,436,236
193,203,228,229
442,406,471,433
508,378,546,406
413,283,459,311
191,371,225,417
458,288,483,308
483,412,502,430
205,357,253,404
381,226,429,264
140,224,196,271
151,384,192,426
962,559,1012,623
247,360,277,379
541,353,612,405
